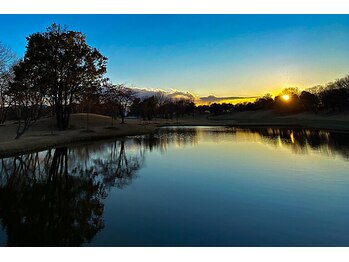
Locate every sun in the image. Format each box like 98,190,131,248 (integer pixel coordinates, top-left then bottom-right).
282,94,290,101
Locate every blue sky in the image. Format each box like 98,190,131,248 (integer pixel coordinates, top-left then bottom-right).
1,15,349,101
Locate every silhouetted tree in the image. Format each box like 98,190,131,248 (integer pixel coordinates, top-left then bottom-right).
78,92,100,130
209,103,224,115
103,84,135,124
129,97,142,119
319,77,349,112
155,91,172,118
300,91,319,113
0,43,16,124
274,87,301,114
14,23,107,130
10,60,45,139
139,96,157,120
282,87,301,97
196,105,210,113
254,93,274,110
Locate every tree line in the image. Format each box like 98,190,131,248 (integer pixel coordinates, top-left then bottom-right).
197,78,349,115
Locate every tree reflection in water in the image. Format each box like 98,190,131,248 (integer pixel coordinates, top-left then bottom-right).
0,127,349,246
0,139,143,246
133,127,199,154
155,126,349,160
236,128,349,159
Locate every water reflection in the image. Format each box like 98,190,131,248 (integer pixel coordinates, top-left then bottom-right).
157,126,349,160
0,126,349,246
0,140,143,246
133,127,199,153
243,128,349,160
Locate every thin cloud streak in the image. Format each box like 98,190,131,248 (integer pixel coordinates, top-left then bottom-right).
131,87,258,104
132,87,196,101
200,95,258,103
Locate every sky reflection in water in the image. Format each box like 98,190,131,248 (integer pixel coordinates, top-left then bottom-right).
0,126,349,246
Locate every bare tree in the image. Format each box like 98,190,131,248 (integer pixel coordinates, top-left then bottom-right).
155,90,168,107
103,84,135,124
0,43,16,124
9,75,43,139
155,90,172,118
281,87,301,96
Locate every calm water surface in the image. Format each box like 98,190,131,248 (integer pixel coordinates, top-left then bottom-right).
1,126,349,246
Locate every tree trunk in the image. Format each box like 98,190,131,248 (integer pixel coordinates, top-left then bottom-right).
0,108,9,124
55,103,71,130
120,107,125,124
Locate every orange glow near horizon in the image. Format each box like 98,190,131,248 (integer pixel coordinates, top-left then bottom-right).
193,87,304,106
194,97,257,106
282,94,290,101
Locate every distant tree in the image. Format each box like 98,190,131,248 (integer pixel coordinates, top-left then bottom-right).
79,91,100,130
155,91,171,118
129,97,142,119
281,87,301,97
196,105,210,113
139,96,157,120
274,87,301,114
155,91,168,108
306,85,324,97
320,87,349,112
299,91,319,113
103,84,135,124
14,23,107,130
0,43,16,124
254,93,274,110
210,103,224,115
318,76,349,112
185,100,196,116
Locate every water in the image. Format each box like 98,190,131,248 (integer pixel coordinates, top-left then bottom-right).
0,126,349,246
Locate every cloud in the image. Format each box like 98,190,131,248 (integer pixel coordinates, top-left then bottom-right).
132,87,196,101
130,87,258,104
167,90,196,100
133,88,161,99
199,95,258,103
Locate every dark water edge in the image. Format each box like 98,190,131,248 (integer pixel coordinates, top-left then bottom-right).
0,126,349,246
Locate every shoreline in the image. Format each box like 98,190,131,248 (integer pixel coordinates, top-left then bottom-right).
0,123,158,158
1,113,349,157
161,122,349,134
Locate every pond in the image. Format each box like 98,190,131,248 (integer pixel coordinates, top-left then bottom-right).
0,126,349,246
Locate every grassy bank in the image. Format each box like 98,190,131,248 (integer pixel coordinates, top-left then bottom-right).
0,114,160,157
1,111,349,157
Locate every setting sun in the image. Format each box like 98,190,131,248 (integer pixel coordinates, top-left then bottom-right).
282,94,290,101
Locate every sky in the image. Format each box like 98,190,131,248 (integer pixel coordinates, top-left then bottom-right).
1,15,349,103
